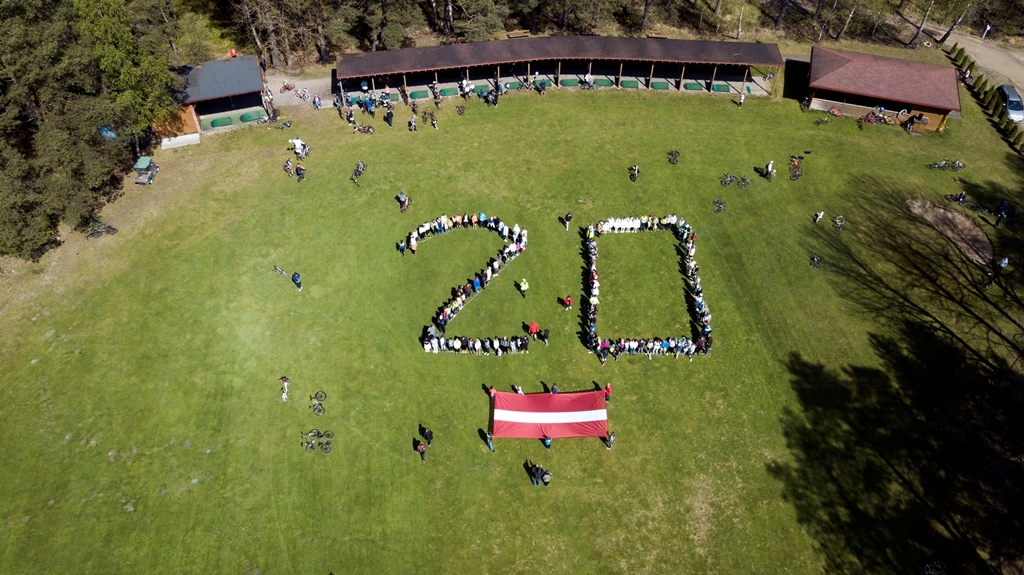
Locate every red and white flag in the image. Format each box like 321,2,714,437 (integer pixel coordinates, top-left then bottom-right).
492,390,608,438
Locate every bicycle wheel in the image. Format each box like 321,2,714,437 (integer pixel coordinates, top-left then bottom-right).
790,172,802,181
304,441,317,454
320,442,332,454
314,391,327,401
629,173,637,182
737,180,748,190
322,430,335,439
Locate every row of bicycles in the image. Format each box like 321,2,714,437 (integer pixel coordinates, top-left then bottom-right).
928,159,965,171
302,391,333,454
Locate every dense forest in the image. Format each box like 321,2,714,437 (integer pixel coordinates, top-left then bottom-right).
1,0,1022,258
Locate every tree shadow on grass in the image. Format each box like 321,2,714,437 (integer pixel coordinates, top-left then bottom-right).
773,175,1024,574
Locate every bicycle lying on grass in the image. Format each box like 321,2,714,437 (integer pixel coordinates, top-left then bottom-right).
302,437,332,454
928,159,965,171
309,391,327,416
85,220,118,239
713,199,726,213
668,150,679,165
814,116,831,126
350,160,367,186
629,164,639,182
720,174,737,186
832,215,845,232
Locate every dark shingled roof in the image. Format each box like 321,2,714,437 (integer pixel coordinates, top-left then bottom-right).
809,46,960,112
182,55,264,104
336,36,784,79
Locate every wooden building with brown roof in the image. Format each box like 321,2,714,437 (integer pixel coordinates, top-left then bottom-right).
335,36,784,97
808,46,960,132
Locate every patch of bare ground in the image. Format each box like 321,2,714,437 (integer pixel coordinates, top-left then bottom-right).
906,199,993,264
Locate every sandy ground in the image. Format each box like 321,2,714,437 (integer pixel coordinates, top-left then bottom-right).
926,25,1024,87
906,199,993,264
264,71,335,108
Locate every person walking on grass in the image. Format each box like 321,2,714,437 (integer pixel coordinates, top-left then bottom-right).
385,109,394,128
564,212,573,231
423,427,434,447
416,441,427,463
542,435,552,450
280,376,290,402
295,162,306,182
604,382,612,403
485,432,494,452
563,295,572,311
605,431,616,450
540,329,550,347
291,272,302,291
529,321,540,339
519,278,529,298
738,93,745,108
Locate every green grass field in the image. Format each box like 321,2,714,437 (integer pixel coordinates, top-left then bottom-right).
0,79,1019,574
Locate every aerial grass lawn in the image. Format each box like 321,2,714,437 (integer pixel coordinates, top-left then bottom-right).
0,82,1018,574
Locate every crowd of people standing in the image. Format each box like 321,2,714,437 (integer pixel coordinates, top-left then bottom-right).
402,213,530,356
582,214,713,363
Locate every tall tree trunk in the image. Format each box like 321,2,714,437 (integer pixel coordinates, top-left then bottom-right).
642,0,653,30
443,0,454,35
158,6,180,61
561,6,572,31
897,0,908,13
714,0,723,17
529,6,536,33
313,0,328,63
429,0,439,31
870,5,884,37
836,2,856,40
736,0,745,39
909,0,935,44
939,1,972,43
250,0,281,68
277,10,293,65
775,0,788,29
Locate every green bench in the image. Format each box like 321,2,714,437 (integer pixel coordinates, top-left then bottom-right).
595,78,614,87
506,81,522,90
683,82,704,91
410,90,429,100
560,78,579,87
621,80,640,89
391,93,401,101
440,87,459,97
712,84,732,93
209,117,232,128
239,111,262,123
651,81,670,90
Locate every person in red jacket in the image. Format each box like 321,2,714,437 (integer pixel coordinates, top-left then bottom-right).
604,382,612,403
563,295,573,310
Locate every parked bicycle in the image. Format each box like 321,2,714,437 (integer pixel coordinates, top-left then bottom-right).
294,88,311,101
280,81,295,93
832,215,845,232
668,150,680,165
85,220,118,239
274,120,293,130
927,159,965,171
720,174,738,187
302,438,333,454
922,561,945,575
309,390,327,416
629,164,639,182
456,105,465,116
810,256,821,269
713,199,726,213
256,109,280,125
737,177,752,189
814,116,831,126
301,429,335,440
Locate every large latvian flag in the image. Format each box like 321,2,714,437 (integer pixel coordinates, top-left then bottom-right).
492,391,608,438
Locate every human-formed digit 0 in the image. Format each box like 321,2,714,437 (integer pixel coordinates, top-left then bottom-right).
402,212,532,357
581,214,713,363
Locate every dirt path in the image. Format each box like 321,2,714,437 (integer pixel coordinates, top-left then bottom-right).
264,71,334,108
927,26,1024,87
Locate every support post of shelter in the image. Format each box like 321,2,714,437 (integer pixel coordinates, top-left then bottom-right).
679,64,685,91
403,74,407,93
435,71,439,86
741,66,748,96
710,65,718,92
648,63,655,89
556,61,561,87
371,78,375,92
496,64,500,88
770,66,779,95
588,61,592,75
617,61,623,87
527,62,531,81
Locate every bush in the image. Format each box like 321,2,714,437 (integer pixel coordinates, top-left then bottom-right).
955,47,966,62
950,42,960,54
1015,132,1024,149
975,77,987,94
967,61,976,74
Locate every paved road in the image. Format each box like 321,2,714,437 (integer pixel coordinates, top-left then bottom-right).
928,26,1024,88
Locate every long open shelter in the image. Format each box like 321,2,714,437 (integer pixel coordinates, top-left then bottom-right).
335,36,783,97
